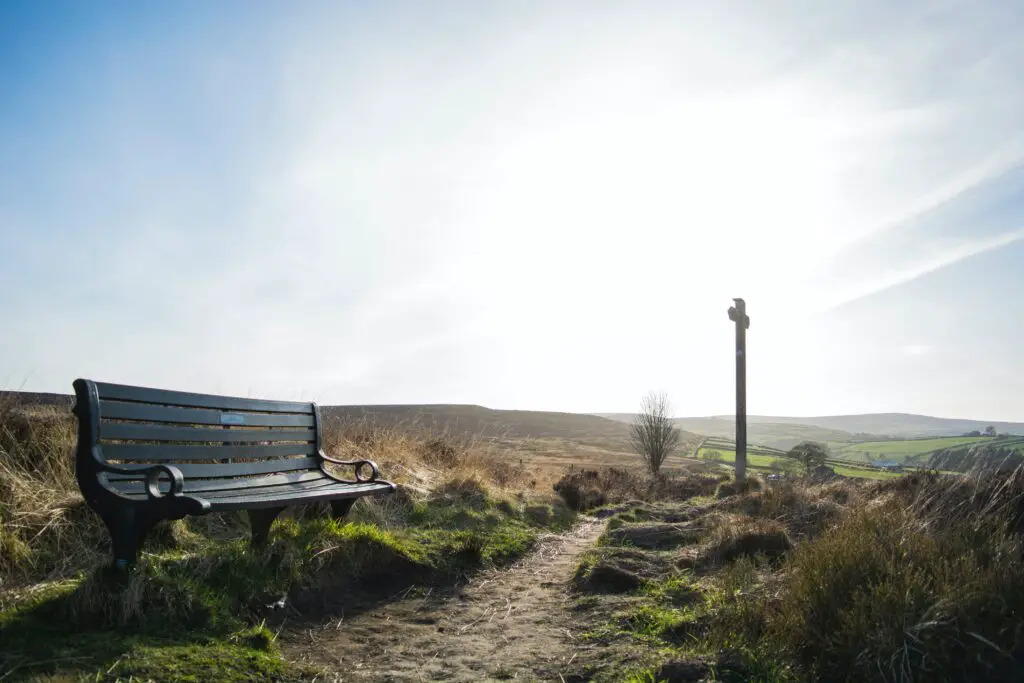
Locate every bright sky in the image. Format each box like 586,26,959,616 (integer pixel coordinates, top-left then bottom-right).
2,1,1023,420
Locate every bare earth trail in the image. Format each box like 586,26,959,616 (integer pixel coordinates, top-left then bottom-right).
282,519,606,682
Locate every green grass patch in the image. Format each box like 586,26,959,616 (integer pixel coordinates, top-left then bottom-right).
0,577,309,682
611,563,796,682
622,668,668,683
606,506,658,530
832,436,991,459
642,574,701,607
830,464,902,480
108,637,298,683
702,446,907,480
698,448,782,470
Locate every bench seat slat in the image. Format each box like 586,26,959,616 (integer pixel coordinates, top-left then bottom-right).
102,443,316,462
100,401,316,427
95,381,312,413
108,470,331,495
206,481,392,511
205,478,342,499
100,423,316,443
105,456,321,480
110,474,343,500
106,480,390,509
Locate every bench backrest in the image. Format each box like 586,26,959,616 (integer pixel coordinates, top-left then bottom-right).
74,379,324,481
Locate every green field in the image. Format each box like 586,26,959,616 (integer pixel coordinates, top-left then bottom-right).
832,437,990,461
700,438,787,457
827,436,1024,471
697,448,782,470
699,431,1024,478
831,465,902,480
697,445,905,480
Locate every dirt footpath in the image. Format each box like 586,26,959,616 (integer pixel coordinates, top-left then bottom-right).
282,519,605,682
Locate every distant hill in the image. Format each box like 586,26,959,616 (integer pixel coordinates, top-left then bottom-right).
599,415,857,451
0,391,639,442
320,404,638,440
597,412,1024,451
746,413,1024,438
0,391,72,407
677,418,856,451
10,389,1018,447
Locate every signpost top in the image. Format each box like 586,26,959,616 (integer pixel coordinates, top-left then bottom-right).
727,299,750,329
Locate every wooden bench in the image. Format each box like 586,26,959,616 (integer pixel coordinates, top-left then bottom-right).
72,378,394,569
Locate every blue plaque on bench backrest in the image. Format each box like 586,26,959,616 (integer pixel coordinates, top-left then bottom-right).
220,413,246,425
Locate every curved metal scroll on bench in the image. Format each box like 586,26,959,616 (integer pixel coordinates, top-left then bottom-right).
72,378,395,570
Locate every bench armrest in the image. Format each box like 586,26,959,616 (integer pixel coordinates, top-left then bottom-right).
89,447,186,502
319,451,381,483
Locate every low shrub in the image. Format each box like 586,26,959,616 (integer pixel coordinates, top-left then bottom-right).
572,547,675,594
716,481,848,539
700,518,792,568
707,469,1024,682
601,522,704,550
554,467,720,512
766,499,1024,682
714,477,763,499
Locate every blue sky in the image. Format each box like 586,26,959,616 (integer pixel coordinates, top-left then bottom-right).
2,1,1023,420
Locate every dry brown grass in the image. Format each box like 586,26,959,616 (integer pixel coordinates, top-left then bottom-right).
319,415,556,495
700,515,792,567
552,464,724,511
691,468,1024,681
712,477,866,539
0,399,103,584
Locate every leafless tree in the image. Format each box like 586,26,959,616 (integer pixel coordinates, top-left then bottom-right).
629,391,681,475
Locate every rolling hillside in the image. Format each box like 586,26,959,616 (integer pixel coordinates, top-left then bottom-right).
320,404,637,440
0,390,650,443
0,390,71,407
673,418,855,450
743,413,1024,438
700,433,1024,476
599,414,858,450
599,411,1024,448
831,437,993,462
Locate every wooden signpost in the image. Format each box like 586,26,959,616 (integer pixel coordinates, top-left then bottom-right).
727,298,750,483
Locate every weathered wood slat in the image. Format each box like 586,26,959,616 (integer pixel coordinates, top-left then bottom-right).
95,382,312,413
206,481,392,510
204,478,342,499
100,401,315,428
104,456,320,480
100,423,316,443
110,474,342,499
101,443,316,462
108,470,331,495
107,480,390,509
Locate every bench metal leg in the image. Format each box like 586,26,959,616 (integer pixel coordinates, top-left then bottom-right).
249,507,286,548
101,507,157,571
330,498,356,522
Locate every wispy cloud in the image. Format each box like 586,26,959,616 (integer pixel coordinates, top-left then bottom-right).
816,226,1024,314
902,344,934,357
